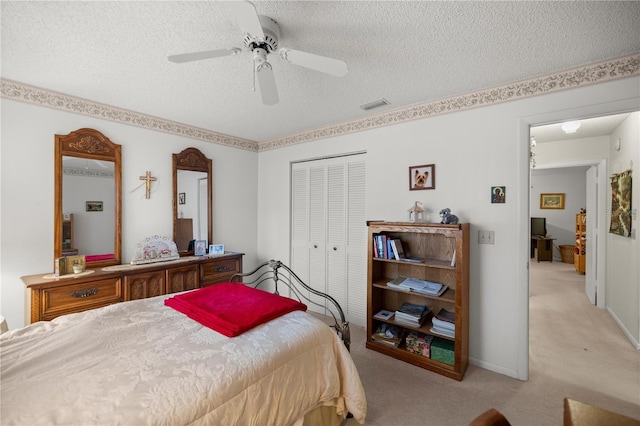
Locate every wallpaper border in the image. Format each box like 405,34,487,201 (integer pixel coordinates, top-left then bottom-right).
2,54,638,153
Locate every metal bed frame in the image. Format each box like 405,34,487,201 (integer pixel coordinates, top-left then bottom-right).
231,259,350,350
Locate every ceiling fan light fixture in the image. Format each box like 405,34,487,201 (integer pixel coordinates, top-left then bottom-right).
561,120,581,134
360,98,390,111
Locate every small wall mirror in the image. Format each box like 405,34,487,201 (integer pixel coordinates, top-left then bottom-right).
54,128,122,267
173,148,213,254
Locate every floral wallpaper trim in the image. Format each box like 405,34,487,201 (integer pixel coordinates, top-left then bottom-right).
260,54,640,151
0,79,258,152
2,54,638,153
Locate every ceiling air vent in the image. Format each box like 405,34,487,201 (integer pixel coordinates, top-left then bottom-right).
359,98,390,111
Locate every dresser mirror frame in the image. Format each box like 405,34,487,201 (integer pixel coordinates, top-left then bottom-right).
54,128,122,268
172,147,213,254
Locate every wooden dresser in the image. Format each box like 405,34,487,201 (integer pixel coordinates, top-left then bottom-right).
23,252,243,324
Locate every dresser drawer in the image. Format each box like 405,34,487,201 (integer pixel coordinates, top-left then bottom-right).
199,256,242,286
40,278,123,320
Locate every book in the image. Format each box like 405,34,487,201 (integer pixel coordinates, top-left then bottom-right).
435,308,456,323
396,302,428,318
432,317,455,331
390,239,405,260
374,309,395,320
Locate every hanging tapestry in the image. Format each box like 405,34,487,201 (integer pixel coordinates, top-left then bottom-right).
609,169,632,237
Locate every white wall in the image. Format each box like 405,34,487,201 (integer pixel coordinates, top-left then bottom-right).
0,99,259,329
257,77,640,379
607,112,640,346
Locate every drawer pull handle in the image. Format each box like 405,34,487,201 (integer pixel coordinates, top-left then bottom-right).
213,265,228,272
71,288,98,298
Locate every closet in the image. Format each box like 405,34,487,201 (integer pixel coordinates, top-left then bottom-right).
291,153,367,326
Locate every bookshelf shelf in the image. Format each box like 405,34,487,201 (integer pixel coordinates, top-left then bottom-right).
367,221,469,381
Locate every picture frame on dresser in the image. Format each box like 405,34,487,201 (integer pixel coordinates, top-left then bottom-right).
194,240,207,256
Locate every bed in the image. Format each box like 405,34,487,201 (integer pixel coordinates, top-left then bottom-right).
1,260,366,425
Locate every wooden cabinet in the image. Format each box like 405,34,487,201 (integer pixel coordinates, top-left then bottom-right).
167,264,199,293
575,213,586,274
200,254,243,287
124,270,166,301
24,252,243,323
366,221,469,381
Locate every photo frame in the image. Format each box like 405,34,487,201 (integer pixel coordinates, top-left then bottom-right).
178,192,186,205
409,164,435,190
194,240,207,256
209,244,224,255
86,201,103,212
540,193,565,209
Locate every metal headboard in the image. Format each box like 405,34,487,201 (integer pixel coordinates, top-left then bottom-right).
231,259,350,350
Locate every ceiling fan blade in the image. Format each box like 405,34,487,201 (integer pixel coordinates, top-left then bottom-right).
255,62,279,105
229,1,265,41
168,48,240,63
278,48,348,77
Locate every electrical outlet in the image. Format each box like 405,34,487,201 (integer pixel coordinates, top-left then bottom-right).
478,230,495,244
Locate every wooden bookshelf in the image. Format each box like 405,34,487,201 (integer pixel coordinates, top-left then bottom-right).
574,213,586,274
366,221,469,380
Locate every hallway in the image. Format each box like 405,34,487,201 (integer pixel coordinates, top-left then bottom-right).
529,260,640,414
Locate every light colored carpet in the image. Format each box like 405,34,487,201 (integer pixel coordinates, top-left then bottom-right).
342,261,640,425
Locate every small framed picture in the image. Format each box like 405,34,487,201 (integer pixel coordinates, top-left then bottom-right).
194,240,207,256
209,244,224,255
178,192,186,205
491,186,506,204
540,193,565,209
86,201,103,212
409,164,435,190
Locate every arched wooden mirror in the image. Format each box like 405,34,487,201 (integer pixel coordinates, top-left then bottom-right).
173,148,213,254
54,128,122,268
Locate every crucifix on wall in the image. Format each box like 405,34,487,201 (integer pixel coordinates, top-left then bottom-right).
139,171,157,199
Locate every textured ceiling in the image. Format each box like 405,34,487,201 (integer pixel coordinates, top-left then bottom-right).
2,1,639,143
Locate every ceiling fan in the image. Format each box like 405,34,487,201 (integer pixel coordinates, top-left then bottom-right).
167,1,348,106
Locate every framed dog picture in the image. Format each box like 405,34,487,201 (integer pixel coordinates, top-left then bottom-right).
409,164,435,190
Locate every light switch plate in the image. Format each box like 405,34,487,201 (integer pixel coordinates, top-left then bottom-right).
478,230,495,244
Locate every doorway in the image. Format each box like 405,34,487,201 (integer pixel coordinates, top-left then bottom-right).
524,110,637,380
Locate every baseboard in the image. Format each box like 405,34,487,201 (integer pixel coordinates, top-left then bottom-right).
469,357,523,381
606,306,640,350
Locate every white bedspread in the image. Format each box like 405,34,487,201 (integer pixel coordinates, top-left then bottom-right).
1,295,366,425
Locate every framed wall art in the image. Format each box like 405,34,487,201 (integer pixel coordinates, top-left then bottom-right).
540,193,565,209
86,201,103,212
491,186,506,204
409,164,435,190
178,192,186,205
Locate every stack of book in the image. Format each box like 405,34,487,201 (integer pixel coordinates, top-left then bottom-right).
395,302,431,327
387,277,448,296
371,323,404,347
430,308,455,338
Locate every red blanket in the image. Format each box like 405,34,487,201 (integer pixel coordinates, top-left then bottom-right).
164,283,307,337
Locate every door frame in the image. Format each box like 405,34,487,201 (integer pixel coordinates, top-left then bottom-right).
517,98,639,381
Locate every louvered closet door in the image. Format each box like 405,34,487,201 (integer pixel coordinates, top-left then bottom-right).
290,154,367,326
290,165,309,288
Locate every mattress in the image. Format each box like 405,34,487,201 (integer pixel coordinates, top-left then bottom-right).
0,293,366,425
